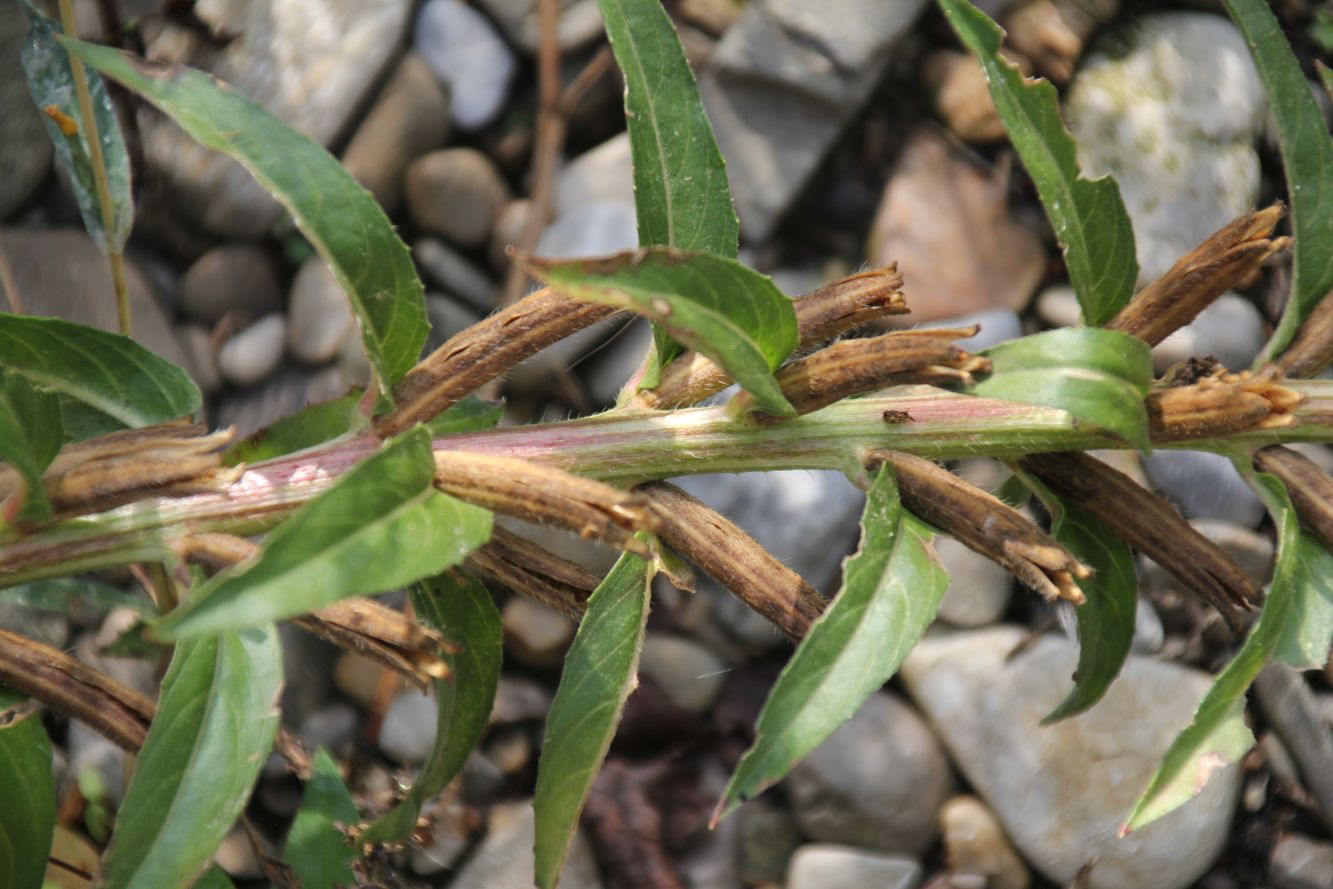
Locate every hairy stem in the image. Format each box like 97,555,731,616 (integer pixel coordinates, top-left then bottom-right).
4,381,1333,585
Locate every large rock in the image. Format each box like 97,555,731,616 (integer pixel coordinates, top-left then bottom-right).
0,2,53,218
699,0,929,240
787,693,953,854
137,0,410,237
867,129,1045,321
0,229,185,367
899,626,1241,889
1065,12,1266,285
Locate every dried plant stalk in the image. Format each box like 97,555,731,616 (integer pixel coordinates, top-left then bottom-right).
376,287,620,437
638,481,825,639
1254,445,1333,554
0,627,152,751
1019,451,1257,629
1106,203,1289,346
433,451,659,554
0,424,237,519
635,266,908,410
867,450,1090,603
733,327,990,421
1271,290,1333,379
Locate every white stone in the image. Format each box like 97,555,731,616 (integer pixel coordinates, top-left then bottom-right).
1142,449,1265,528
935,537,1013,628
787,844,922,889
638,635,728,712
415,0,517,131
554,133,635,217
288,258,355,364
1066,13,1267,285
899,626,1241,889
217,313,286,387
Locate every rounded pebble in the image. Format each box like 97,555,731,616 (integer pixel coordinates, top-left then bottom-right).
414,0,517,131
177,244,283,325
407,148,511,248
288,258,355,365
217,313,286,388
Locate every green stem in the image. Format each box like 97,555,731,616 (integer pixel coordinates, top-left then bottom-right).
4,382,1333,586
57,0,131,337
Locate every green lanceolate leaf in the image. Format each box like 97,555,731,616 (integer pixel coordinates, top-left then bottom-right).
938,0,1137,326
61,38,428,398
0,577,155,615
193,867,238,889
0,373,63,523
225,392,362,466
98,627,282,888
0,688,56,889
20,2,133,253
1042,502,1137,723
521,249,798,417
157,427,492,640
1124,469,1329,831
1223,0,1333,361
284,747,359,889
534,548,651,889
362,571,502,844
715,464,948,823
974,328,1152,451
593,0,740,378
0,315,200,441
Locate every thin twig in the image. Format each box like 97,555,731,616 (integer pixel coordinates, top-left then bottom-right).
57,0,132,337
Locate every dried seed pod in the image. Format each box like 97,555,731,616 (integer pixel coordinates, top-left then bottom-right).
433,452,659,554
1106,203,1288,346
1254,445,1333,555
732,328,990,421
1019,451,1257,630
867,450,1090,603
463,525,600,620
638,481,826,639
377,287,620,437
1147,376,1303,442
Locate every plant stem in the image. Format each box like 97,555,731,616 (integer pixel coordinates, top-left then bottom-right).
5,381,1333,586
57,0,131,337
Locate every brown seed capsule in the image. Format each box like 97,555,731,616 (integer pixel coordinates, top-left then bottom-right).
1254,445,1333,556
867,450,1090,603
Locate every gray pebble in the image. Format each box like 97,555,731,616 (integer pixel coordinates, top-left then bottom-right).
426,294,482,352
177,324,222,396
490,676,552,725
1035,285,1081,328
935,536,1013,628
1153,294,1266,373
298,703,359,756
1142,449,1265,528
378,691,438,765
534,201,638,259
218,313,287,387
288,258,355,365
1271,833,1333,889
414,0,517,131
450,800,603,889
787,845,923,889
177,244,283,326
407,148,511,248
788,693,953,854
638,635,728,712
502,597,574,669
416,238,498,311
341,53,450,215
489,198,538,269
